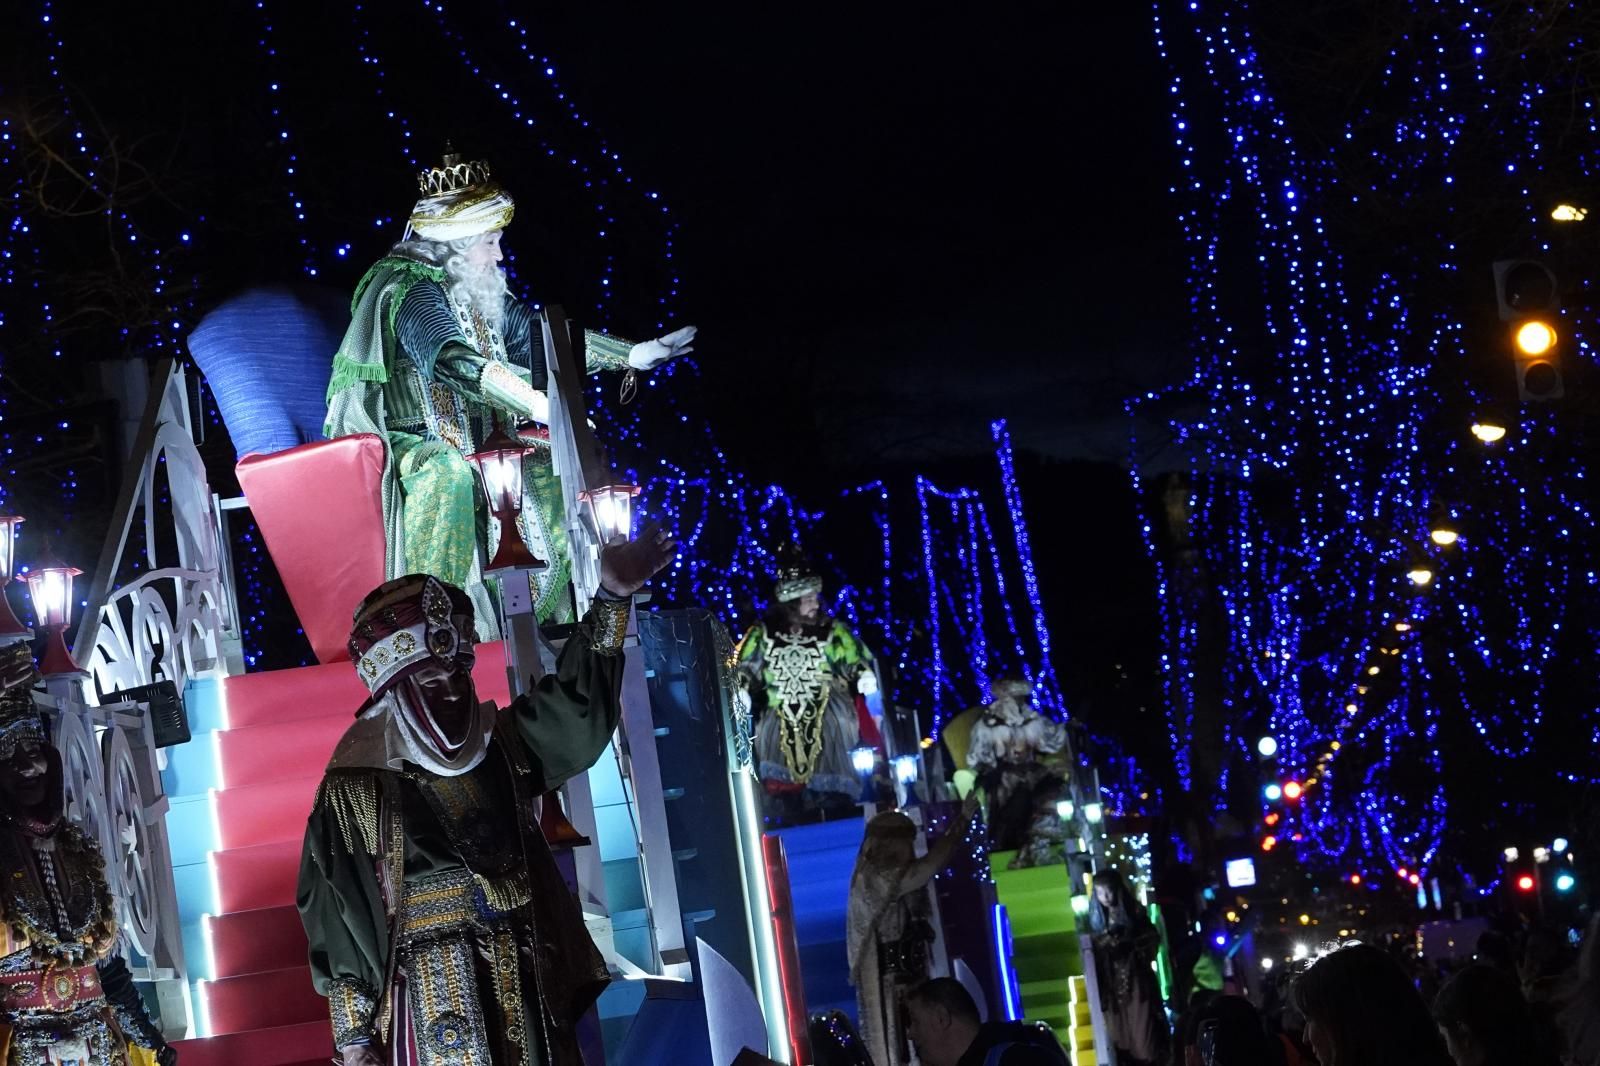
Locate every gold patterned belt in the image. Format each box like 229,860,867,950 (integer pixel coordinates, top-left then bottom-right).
0,962,103,1012
399,868,480,942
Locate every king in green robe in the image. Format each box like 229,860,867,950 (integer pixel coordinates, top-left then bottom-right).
323,148,695,631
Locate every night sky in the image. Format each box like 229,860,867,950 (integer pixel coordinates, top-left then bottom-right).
543,2,1187,473
2,3,1186,755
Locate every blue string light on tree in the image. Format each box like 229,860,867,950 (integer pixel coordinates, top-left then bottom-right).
1137,0,1600,883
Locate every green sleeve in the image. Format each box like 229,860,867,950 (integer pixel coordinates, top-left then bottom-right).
583,329,635,373
296,782,389,1048
825,620,874,670
509,605,628,793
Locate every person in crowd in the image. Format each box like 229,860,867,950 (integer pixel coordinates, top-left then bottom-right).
903,978,1068,1066
1519,926,1571,1062
1184,995,1279,1066
1171,989,1219,1066
1290,943,1453,1066
1431,963,1558,1066
0,642,178,1066
1087,869,1168,1065
1560,913,1600,1066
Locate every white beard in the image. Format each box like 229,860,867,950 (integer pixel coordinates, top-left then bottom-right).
447,261,509,332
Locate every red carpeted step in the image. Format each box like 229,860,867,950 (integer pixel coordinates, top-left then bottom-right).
203,965,327,1035
218,715,350,791
221,641,511,731
207,905,309,978
172,1019,331,1066
214,778,323,851
213,839,304,914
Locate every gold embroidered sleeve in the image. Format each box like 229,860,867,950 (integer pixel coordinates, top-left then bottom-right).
588,597,630,656
327,977,380,1049
583,329,634,373
478,360,550,423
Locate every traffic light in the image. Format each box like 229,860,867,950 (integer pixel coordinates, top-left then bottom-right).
1493,259,1563,402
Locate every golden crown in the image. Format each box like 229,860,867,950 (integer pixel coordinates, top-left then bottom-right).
417,145,495,197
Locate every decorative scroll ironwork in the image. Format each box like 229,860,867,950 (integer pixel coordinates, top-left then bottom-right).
73,362,234,704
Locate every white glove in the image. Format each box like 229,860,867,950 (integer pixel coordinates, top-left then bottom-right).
627,325,697,370
857,671,878,696
525,389,550,425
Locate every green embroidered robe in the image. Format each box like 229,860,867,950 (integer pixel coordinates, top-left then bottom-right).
324,253,634,630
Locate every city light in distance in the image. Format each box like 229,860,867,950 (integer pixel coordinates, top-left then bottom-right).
1517,874,1537,892
1282,781,1303,801
1258,735,1279,757
1264,783,1283,802
1406,567,1435,587
1556,873,1577,893
1514,320,1558,357
1552,203,1589,222
1470,421,1508,444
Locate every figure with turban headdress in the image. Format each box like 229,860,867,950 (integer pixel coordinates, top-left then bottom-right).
845,802,977,1066
966,677,1070,868
0,643,177,1066
295,529,674,1066
323,146,696,632
734,544,882,819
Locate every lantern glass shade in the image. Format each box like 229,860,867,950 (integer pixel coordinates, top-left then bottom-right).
0,516,21,583
579,484,641,545
26,562,81,630
892,754,919,785
850,745,877,775
467,427,529,519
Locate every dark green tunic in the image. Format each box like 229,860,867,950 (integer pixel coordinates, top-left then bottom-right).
297,617,625,1065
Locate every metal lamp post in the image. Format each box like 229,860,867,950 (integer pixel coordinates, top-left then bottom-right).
467,425,545,572
578,483,641,546
25,554,85,678
0,515,30,642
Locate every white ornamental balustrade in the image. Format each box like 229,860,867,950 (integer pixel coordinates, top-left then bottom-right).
74,361,234,704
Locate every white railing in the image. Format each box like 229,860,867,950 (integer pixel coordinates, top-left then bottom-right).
73,361,235,701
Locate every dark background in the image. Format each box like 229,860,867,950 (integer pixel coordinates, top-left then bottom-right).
0,2,1185,764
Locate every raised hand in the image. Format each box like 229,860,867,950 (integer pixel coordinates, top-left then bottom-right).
598,523,677,599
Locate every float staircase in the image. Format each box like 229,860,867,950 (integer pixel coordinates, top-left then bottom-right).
988,850,1080,1037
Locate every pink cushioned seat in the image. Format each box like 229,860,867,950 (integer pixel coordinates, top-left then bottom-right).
236,434,388,664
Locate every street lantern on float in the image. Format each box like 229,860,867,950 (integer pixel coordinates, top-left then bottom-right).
578,483,641,545
850,745,877,804
25,554,84,677
467,425,545,572
0,515,29,640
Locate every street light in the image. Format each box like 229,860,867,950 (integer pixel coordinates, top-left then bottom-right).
467,425,545,572
1429,522,1459,548
1515,320,1558,357
25,554,84,677
1552,204,1589,222
1082,801,1104,825
1406,566,1434,587
1056,798,1076,821
0,515,28,639
891,753,920,809
578,483,642,545
1470,421,1508,444
850,745,877,803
